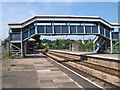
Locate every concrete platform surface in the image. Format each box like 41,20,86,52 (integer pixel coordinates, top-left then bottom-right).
50,50,120,60
2,52,82,88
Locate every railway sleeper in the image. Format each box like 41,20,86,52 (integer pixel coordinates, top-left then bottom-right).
48,52,120,77
47,52,120,88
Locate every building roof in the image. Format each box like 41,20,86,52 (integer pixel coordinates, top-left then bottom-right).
28,38,36,42
8,15,120,29
110,23,120,26
8,15,100,25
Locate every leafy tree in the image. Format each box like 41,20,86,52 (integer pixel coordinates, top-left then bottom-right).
34,38,94,52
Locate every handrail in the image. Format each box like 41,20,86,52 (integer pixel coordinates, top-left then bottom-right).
11,44,21,50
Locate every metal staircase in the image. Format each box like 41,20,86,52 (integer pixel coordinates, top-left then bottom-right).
94,37,108,53
10,44,21,57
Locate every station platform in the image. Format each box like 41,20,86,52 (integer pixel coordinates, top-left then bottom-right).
50,50,120,60
2,52,82,88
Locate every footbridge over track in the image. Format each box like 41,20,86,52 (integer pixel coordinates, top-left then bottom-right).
8,15,120,57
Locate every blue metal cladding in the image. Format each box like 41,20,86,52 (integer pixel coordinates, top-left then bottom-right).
62,25,69,33
30,27,35,36
77,26,84,33
46,25,53,33
37,25,44,33
100,26,104,35
112,32,119,40
10,33,21,41
54,25,61,33
98,39,102,45
105,29,110,38
92,26,98,33
70,26,76,33
85,26,91,33
95,45,97,51
23,30,28,40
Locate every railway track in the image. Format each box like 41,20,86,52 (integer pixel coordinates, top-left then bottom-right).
48,51,120,77
43,50,120,88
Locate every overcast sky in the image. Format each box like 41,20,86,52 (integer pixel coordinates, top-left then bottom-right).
1,1,118,41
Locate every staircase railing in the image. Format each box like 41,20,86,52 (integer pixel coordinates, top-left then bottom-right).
95,38,105,53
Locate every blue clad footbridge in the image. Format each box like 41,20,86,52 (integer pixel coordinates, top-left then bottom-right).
8,15,120,57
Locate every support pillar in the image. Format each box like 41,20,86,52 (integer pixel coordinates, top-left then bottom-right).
110,29,113,54
83,22,85,34
118,28,120,53
21,28,23,57
98,22,100,34
52,22,54,34
93,41,95,52
39,35,41,51
9,28,11,57
83,35,85,52
68,22,70,34
35,22,37,34
105,41,108,53
23,41,26,57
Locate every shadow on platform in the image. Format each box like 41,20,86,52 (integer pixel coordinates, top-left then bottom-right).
25,51,47,58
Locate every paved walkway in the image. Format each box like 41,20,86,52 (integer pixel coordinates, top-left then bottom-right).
2,52,81,88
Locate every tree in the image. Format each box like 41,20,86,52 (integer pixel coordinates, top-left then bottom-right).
34,38,94,52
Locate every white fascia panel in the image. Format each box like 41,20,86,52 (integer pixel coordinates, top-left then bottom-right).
35,18,112,28
19,17,113,28
99,20,111,28
112,26,120,28
22,18,36,27
9,25,22,28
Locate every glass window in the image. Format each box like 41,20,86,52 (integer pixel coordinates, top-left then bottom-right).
112,32,119,40
46,25,53,33
62,25,69,33
30,27,35,36
100,26,104,35
11,33,21,41
70,26,76,33
92,26,98,33
105,29,110,38
23,30,28,40
37,25,44,33
77,26,84,33
85,26,91,33
54,25,61,33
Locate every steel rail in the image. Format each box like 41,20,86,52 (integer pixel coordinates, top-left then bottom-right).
46,51,120,88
